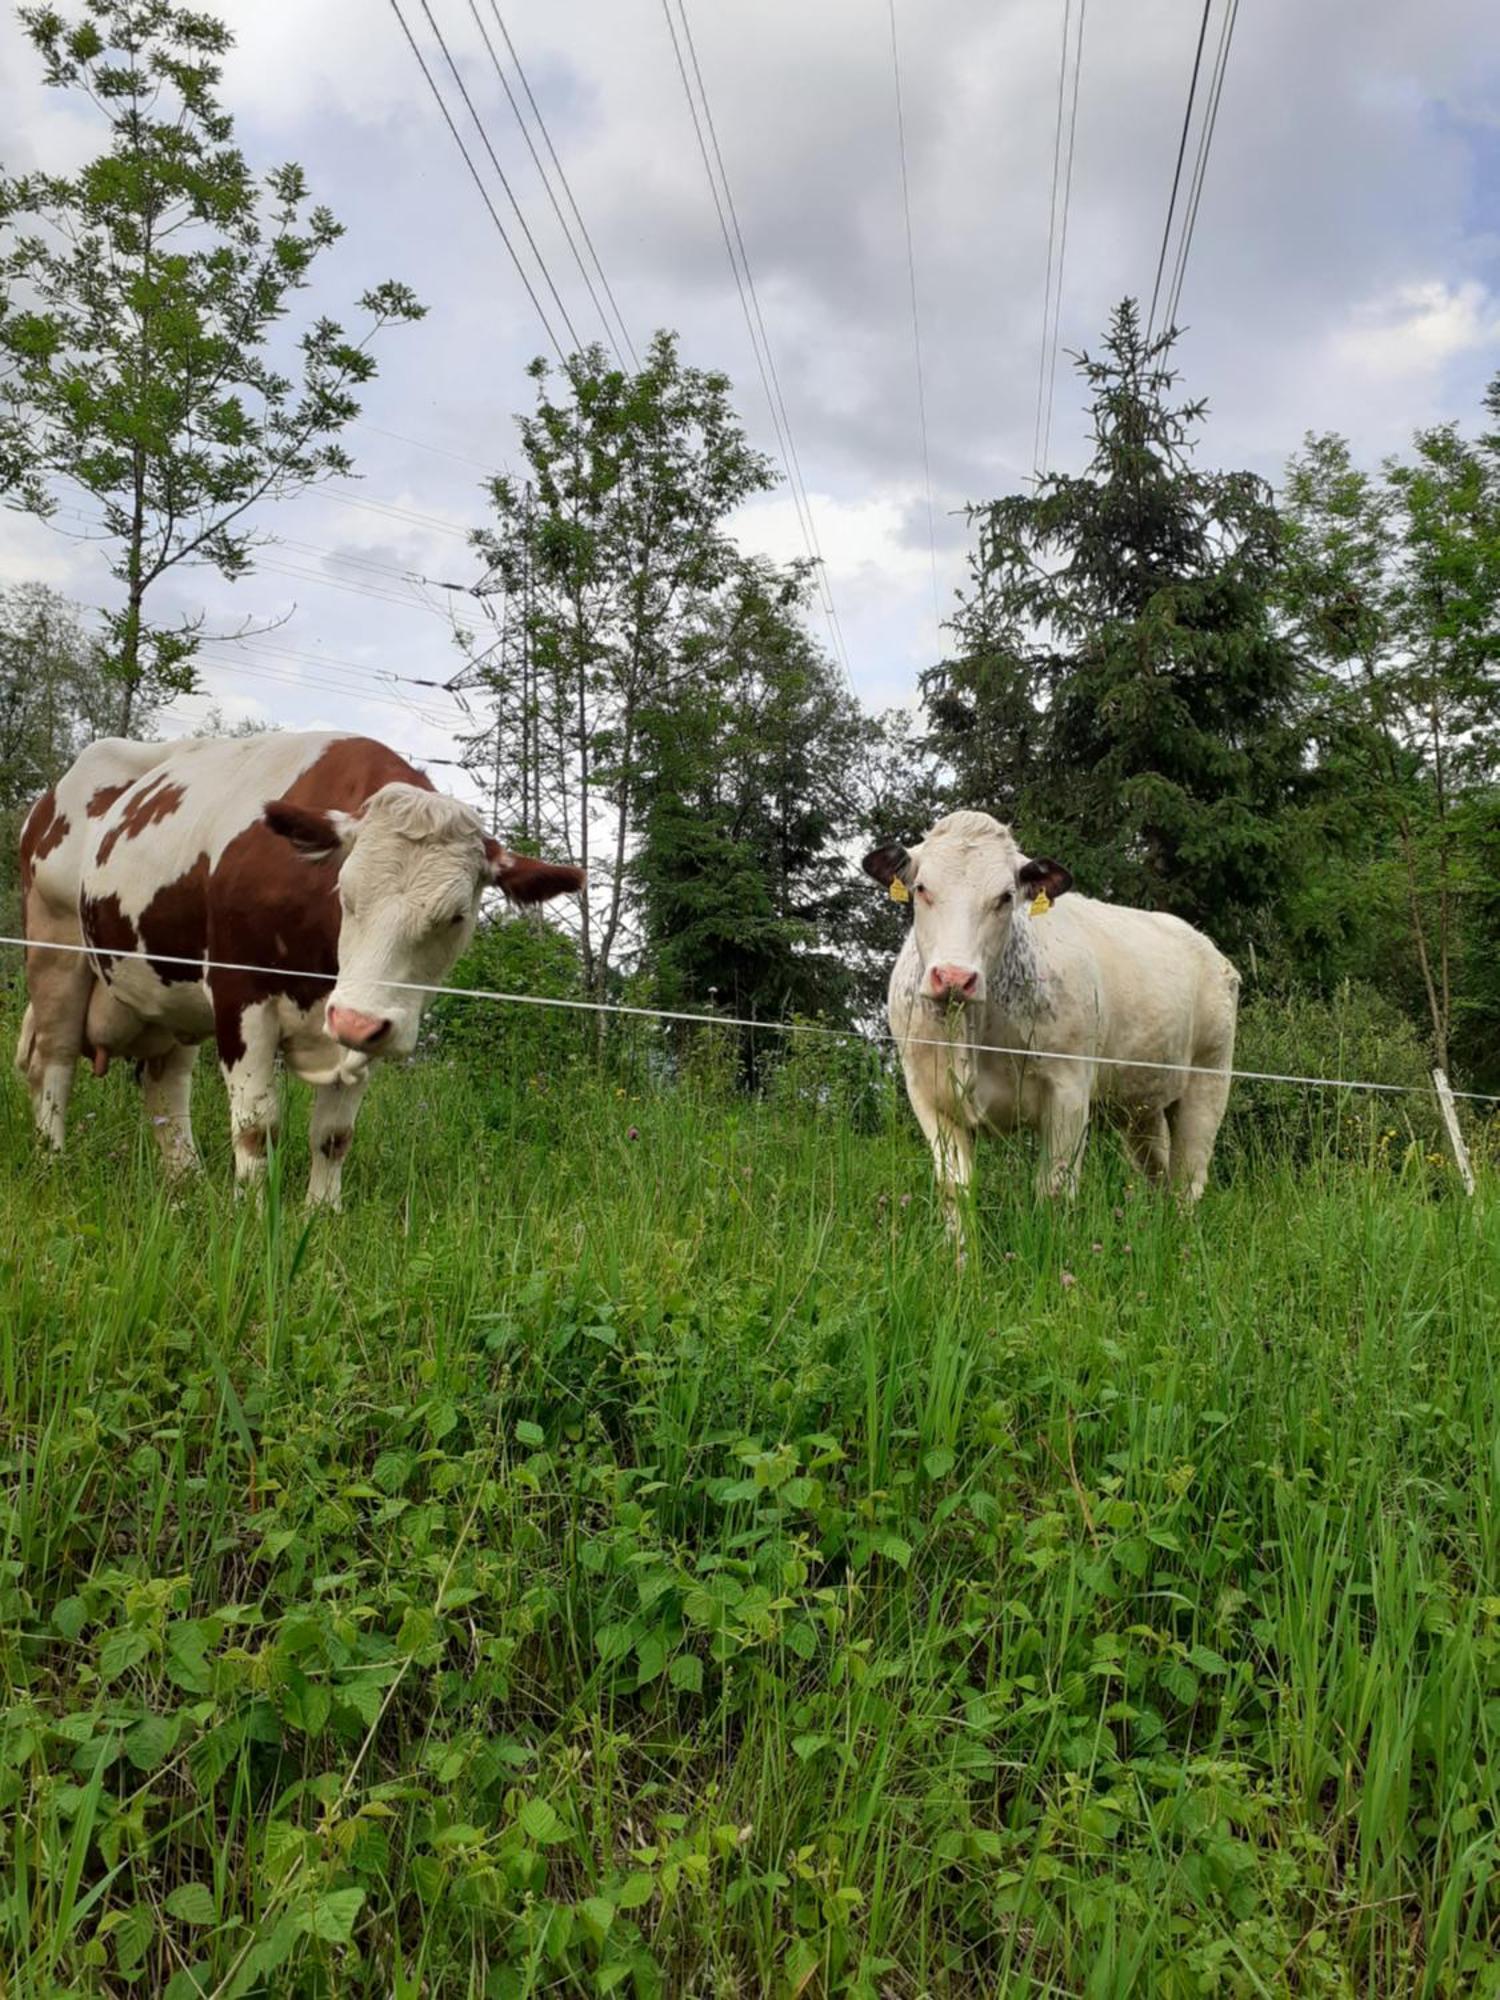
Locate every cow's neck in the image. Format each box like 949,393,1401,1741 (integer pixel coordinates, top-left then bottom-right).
991,914,1047,1016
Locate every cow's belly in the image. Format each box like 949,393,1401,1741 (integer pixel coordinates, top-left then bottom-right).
1091,1055,1192,1112
95,960,215,1043
972,1059,1049,1132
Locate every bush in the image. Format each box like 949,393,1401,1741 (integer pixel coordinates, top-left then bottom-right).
765,1019,897,1131
423,913,589,1080
1219,980,1443,1168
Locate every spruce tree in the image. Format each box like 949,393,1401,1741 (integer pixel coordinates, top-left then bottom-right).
926,301,1305,953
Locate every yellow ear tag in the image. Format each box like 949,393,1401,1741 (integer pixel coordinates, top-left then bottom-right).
1029,890,1052,917
889,877,910,903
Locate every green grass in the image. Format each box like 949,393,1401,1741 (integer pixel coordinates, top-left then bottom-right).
0,1035,1497,1997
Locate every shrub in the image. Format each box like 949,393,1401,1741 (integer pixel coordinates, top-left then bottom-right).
765,1019,897,1131
423,913,589,1079
1219,980,1443,1168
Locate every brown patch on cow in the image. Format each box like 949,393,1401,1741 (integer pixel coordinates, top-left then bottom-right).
320,1129,352,1162
208,737,435,1069
18,791,69,900
96,774,187,866
86,782,131,818
235,1126,268,1159
263,799,343,855
138,853,210,986
80,892,138,978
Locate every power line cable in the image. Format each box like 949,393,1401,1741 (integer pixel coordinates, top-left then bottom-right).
484,0,640,368
413,0,585,354
189,653,464,730
1031,0,1086,480
233,635,468,694
1032,0,1071,478
464,0,626,367
353,419,502,476
662,0,854,691
1145,0,1212,344
272,536,468,593
386,0,567,362
254,557,467,623
1039,0,1086,476
322,487,472,540
1162,0,1239,336
886,0,941,637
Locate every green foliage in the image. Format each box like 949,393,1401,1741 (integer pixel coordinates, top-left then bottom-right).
467,332,775,1004
765,1021,896,1133
0,0,423,727
633,560,872,1065
1218,980,1442,1166
1280,401,1500,1076
424,910,589,1078
926,300,1308,958
0,988,1495,1994
0,581,135,929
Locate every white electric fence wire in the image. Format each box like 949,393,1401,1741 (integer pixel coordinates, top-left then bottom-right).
5,933,1497,1104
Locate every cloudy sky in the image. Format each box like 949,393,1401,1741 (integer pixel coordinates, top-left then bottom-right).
3,0,1499,811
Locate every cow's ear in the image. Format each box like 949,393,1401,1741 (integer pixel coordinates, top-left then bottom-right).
263,799,357,861
862,840,915,889
1017,856,1074,902
484,836,586,905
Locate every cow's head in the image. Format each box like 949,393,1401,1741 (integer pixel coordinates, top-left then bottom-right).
263,782,584,1059
862,810,1072,1005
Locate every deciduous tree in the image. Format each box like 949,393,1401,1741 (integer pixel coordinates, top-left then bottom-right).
0,0,422,729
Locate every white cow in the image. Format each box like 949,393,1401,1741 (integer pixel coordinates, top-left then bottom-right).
864,811,1240,1217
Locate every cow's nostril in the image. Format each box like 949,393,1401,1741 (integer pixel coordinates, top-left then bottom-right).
929,964,979,1000
327,1005,392,1050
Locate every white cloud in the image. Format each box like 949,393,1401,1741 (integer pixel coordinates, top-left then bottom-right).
1331,279,1500,383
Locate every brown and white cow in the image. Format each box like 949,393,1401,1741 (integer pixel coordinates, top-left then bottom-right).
864,811,1239,1220
18,731,584,1204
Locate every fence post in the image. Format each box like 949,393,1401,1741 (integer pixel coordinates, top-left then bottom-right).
1432,1069,1476,1196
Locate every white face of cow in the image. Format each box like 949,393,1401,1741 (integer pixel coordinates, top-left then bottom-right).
863,810,1073,1005
263,783,584,1060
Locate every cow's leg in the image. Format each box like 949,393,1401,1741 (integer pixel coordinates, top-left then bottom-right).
1038,1080,1091,1199
1124,1106,1171,1184
306,1069,370,1210
141,1042,201,1177
907,1084,976,1246
1167,1065,1233,1202
19,907,93,1150
216,998,282,1190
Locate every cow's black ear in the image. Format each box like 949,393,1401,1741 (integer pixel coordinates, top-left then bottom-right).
1018,856,1073,901
862,841,912,888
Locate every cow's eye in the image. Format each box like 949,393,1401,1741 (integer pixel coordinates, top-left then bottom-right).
915,883,931,902
448,908,466,926
996,890,1013,910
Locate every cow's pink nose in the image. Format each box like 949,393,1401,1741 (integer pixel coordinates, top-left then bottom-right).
326,1003,391,1050
928,963,979,999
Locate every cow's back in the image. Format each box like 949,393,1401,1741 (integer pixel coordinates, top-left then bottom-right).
1045,896,1239,1092
23,738,175,931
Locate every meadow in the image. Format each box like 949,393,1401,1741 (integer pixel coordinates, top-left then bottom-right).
0,1014,1497,1998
